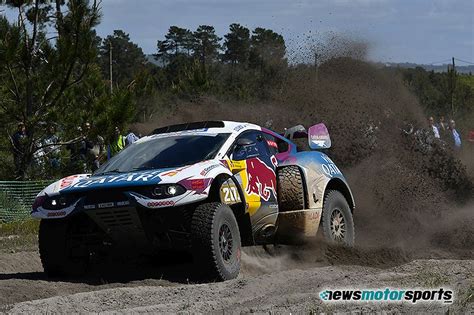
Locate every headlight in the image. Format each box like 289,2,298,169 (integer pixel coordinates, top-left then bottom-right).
151,184,186,199
42,195,76,210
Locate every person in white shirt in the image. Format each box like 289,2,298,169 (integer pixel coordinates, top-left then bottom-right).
428,116,440,139
448,119,461,150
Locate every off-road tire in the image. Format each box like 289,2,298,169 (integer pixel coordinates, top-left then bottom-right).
191,202,241,281
321,190,355,246
39,219,87,277
277,166,305,211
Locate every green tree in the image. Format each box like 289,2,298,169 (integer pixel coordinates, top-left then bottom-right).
99,30,146,88
249,27,286,70
223,23,250,65
156,26,194,61
0,0,101,179
193,25,221,67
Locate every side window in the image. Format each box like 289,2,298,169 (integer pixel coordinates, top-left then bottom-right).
263,133,279,156
230,131,269,161
263,133,289,154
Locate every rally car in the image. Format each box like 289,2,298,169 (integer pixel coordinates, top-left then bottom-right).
32,121,355,280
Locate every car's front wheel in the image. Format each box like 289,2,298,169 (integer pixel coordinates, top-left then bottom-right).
191,202,241,281
39,218,88,277
321,190,355,246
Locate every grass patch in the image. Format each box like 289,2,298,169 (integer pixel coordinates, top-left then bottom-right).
0,219,39,253
0,219,40,236
459,284,474,308
414,270,449,287
0,234,38,253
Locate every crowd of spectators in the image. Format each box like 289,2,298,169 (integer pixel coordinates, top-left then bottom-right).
9,122,141,177
8,116,473,179
427,115,470,151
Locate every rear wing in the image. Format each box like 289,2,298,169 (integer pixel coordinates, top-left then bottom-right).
283,123,331,149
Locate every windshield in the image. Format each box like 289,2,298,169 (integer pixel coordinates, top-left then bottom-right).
95,133,230,175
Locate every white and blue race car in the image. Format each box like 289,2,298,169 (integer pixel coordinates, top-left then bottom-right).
32,121,355,280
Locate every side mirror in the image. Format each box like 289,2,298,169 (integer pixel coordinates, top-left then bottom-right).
308,123,331,149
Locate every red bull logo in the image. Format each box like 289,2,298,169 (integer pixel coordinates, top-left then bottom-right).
245,158,277,201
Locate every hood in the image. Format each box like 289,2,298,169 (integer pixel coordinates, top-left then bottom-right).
41,160,229,196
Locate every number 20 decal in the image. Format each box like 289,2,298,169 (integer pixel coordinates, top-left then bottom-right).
221,186,241,204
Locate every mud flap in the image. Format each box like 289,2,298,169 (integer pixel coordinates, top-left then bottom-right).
276,208,322,244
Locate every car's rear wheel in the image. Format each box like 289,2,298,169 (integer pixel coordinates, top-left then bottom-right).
277,166,305,211
321,190,355,246
39,218,88,277
191,202,241,281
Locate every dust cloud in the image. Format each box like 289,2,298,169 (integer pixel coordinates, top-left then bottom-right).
136,36,473,271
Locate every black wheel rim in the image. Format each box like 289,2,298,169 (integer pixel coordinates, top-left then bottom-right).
330,208,346,242
219,223,233,263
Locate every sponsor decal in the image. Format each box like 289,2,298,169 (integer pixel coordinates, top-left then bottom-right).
84,200,130,210
146,200,175,208
47,211,66,217
60,175,80,189
98,202,114,209
70,171,162,188
179,178,212,194
234,124,248,132
200,164,220,176
117,200,130,207
228,160,246,172
245,158,277,201
266,140,278,148
321,156,341,177
161,165,191,177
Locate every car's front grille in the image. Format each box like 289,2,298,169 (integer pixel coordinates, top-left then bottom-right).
86,206,143,234
94,208,134,228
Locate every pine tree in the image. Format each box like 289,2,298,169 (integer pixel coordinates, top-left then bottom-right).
223,23,251,65
0,0,101,178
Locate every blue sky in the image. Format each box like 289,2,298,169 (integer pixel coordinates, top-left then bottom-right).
3,0,474,64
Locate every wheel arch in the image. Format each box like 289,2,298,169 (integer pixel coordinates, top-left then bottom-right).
206,173,254,246
276,164,309,209
324,178,355,212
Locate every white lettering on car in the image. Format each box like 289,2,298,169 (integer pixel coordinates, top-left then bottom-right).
321,156,341,177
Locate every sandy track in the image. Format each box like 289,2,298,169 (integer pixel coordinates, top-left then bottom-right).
0,249,472,314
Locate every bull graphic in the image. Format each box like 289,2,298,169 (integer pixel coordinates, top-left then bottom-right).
245,158,277,201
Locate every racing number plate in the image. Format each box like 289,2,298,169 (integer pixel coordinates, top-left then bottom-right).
220,180,241,205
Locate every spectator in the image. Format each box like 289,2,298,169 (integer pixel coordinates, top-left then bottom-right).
428,116,440,139
67,126,84,172
109,126,126,158
11,122,28,177
125,128,140,146
437,115,449,141
82,122,106,171
438,115,448,132
43,124,61,168
448,119,461,150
